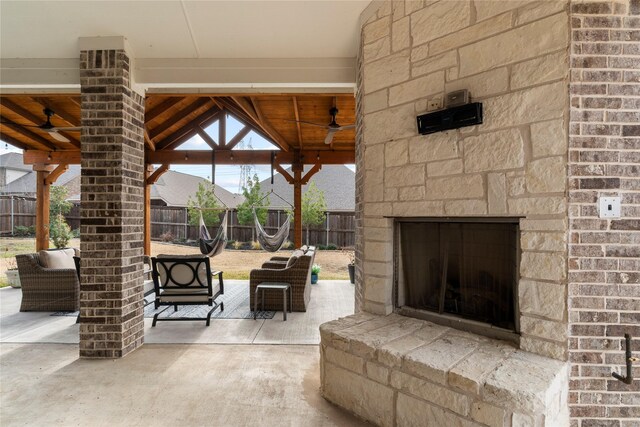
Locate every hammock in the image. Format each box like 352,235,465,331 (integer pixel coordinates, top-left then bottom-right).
253,208,290,252
199,210,228,257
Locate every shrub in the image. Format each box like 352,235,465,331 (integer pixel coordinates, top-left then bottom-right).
282,240,293,249
251,240,262,250
326,244,338,250
14,225,35,237
49,214,74,248
72,228,80,238
317,244,327,250
160,231,174,243
232,241,243,250
226,240,236,249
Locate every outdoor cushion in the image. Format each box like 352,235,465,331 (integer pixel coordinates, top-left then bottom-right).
39,249,76,270
286,255,298,268
300,245,308,253
291,249,304,258
155,256,209,288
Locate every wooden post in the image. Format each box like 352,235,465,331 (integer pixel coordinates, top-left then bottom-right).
144,165,153,255
293,172,302,247
34,164,55,251
144,164,170,255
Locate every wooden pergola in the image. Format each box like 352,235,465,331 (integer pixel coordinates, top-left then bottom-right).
0,93,355,251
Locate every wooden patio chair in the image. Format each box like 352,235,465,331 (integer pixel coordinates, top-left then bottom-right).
151,255,224,326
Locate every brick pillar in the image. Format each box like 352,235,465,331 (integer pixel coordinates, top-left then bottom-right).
79,47,145,358
568,0,639,424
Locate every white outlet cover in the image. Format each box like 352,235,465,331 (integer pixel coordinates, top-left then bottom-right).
599,196,621,218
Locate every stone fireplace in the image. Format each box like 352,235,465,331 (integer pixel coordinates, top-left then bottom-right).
395,218,520,341
320,0,575,425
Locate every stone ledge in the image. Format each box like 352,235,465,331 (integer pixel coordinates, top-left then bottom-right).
320,313,569,427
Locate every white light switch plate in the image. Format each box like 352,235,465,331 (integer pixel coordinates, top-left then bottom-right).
599,197,621,218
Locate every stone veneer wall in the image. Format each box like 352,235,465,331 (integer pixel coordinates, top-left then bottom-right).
79,49,146,358
568,0,640,425
357,0,571,361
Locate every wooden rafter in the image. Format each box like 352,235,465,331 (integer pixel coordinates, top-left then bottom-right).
196,126,218,149
149,98,211,140
145,97,184,123
144,129,156,151
2,97,80,148
146,164,170,185
155,106,221,151
23,149,355,166
0,133,30,150
249,96,291,152
293,96,303,147
44,163,69,185
31,97,79,126
0,115,58,151
225,125,251,150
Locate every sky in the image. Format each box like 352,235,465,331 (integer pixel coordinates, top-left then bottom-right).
1,113,354,194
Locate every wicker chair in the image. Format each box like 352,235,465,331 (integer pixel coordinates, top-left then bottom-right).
16,253,80,312
249,250,315,312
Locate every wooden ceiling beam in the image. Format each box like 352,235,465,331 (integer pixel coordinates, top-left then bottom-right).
301,162,322,185
23,149,354,165
145,97,184,123
225,125,251,150
0,116,58,151
292,96,303,147
218,111,226,147
0,132,32,150
148,98,212,140
155,107,222,151
215,97,273,143
249,96,291,152
274,163,295,184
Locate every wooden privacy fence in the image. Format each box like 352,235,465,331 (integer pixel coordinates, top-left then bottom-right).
0,197,355,248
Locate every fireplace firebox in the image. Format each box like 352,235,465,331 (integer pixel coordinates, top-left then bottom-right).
395,218,520,342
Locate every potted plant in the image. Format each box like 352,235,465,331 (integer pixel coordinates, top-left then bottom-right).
4,256,20,288
343,248,355,284
311,264,321,284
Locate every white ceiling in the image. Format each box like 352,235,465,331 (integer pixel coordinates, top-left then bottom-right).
0,0,371,59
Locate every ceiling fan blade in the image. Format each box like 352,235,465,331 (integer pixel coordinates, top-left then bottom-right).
324,130,337,145
337,124,356,131
48,131,70,143
52,126,81,132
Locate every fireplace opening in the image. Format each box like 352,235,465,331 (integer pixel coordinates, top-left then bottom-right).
395,218,520,341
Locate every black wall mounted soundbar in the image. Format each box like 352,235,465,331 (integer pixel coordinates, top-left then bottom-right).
416,102,483,135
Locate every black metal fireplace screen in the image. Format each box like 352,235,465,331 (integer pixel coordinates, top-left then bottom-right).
396,219,519,335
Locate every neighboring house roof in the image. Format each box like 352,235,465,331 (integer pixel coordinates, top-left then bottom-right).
151,170,243,208
0,152,31,172
0,156,81,195
259,164,355,212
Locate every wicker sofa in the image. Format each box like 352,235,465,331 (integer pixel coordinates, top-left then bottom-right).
16,251,80,312
249,247,316,312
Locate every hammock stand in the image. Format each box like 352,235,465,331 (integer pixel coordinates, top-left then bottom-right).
253,189,292,252
198,150,229,257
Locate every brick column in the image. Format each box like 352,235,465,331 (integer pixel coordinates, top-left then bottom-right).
79,47,145,358
568,0,639,424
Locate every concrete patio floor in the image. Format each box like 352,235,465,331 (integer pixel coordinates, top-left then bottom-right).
0,280,355,345
0,281,363,426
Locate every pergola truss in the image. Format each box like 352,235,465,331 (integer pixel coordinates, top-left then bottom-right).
1,93,355,250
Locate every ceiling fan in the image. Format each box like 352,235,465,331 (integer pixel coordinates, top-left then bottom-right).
1,108,81,143
289,107,355,145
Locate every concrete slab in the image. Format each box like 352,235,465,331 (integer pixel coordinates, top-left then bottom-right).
1,280,355,345
0,343,368,427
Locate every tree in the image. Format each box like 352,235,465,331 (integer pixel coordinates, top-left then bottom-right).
50,186,72,218
288,182,327,244
236,174,269,241
187,181,221,227
49,186,74,248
